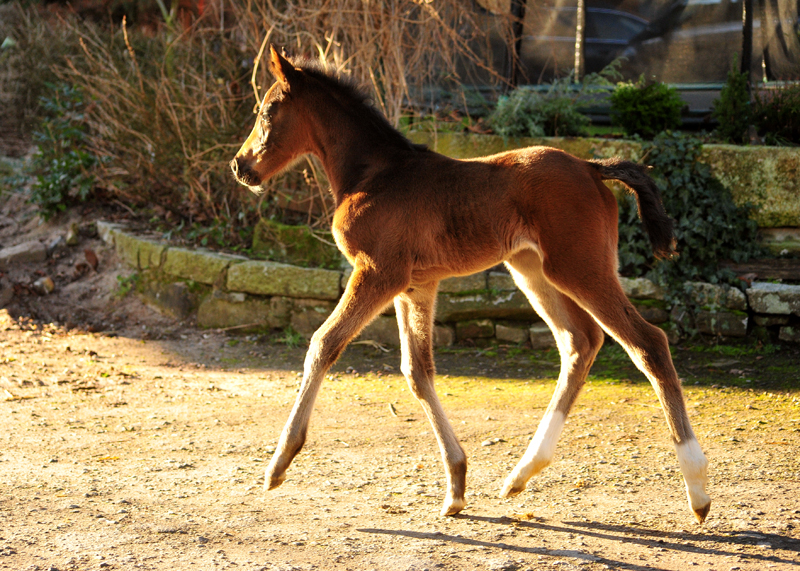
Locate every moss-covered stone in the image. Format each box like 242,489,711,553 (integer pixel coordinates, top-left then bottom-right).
695,310,748,338
686,282,747,311
658,322,681,345
359,316,400,346
488,272,516,291
0,241,46,270
630,298,668,308
197,292,284,331
162,248,243,285
114,231,141,268
436,289,538,321
747,282,800,316
439,273,487,293
433,325,455,347
618,276,665,300
760,228,800,255
269,297,294,329
96,221,124,246
631,300,669,324
699,145,800,227
529,322,557,349
140,281,205,320
456,319,494,340
113,233,168,271
137,239,166,270
290,299,335,336
753,314,790,327
227,261,341,300
779,326,800,343
495,322,530,344
252,219,343,269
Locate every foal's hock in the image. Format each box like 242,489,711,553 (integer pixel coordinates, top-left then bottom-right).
231,46,710,522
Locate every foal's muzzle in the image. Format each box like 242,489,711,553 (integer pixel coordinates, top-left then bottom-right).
230,157,260,187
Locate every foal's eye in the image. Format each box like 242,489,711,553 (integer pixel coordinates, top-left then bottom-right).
263,100,279,118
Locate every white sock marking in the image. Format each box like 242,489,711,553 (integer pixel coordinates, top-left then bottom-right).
675,438,710,511
510,410,566,486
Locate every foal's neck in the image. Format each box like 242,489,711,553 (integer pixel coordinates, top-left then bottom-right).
304,92,411,203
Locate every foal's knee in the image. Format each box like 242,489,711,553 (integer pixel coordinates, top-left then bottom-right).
563,323,604,372
583,323,605,357
636,321,675,370
305,330,345,372
400,348,435,399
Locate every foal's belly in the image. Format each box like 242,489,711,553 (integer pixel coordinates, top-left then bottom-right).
408,238,540,287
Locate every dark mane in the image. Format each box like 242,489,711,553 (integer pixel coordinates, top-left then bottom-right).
294,59,428,153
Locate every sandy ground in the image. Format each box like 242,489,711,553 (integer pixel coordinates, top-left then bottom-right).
0,200,798,570
1,298,799,570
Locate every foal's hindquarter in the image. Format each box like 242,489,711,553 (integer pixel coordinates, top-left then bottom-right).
267,148,710,521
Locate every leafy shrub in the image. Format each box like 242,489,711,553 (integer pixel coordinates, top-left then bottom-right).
0,4,83,155
29,84,96,219
609,77,684,139
617,132,763,295
753,83,800,145
711,62,752,144
490,77,590,138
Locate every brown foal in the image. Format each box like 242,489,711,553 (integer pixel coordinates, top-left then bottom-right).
231,46,711,522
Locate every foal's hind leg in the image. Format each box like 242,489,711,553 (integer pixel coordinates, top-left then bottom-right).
541,257,711,523
265,265,405,490
395,283,468,516
500,249,605,498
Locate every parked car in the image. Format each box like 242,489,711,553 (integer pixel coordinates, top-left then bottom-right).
518,6,648,82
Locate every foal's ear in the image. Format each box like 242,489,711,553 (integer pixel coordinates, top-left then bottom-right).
268,45,299,92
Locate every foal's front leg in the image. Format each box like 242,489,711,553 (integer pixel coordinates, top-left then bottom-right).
395,284,468,516
265,266,404,490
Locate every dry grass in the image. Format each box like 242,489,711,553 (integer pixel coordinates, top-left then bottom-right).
233,0,506,125
59,18,252,227
7,1,508,244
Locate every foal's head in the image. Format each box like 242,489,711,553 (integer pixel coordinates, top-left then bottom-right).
231,46,424,192
230,47,312,190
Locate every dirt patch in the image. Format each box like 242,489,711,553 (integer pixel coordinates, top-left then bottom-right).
0,200,798,570
1,317,799,571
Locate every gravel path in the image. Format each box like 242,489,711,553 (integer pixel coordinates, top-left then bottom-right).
1,309,798,571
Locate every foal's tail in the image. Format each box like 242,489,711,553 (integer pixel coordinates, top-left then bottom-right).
590,157,677,259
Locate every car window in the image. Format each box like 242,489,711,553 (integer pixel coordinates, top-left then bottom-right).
587,12,647,41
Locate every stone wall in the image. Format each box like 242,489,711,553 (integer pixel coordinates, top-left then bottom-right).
99,223,800,346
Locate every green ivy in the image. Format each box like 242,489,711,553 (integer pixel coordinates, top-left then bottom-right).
29,83,96,219
617,132,764,301
609,77,684,139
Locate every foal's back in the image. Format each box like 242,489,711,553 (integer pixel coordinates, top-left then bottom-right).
335,145,617,283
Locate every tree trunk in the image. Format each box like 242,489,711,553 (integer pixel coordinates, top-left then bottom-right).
574,0,586,82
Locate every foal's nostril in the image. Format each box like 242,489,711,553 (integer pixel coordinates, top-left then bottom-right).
230,157,259,187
